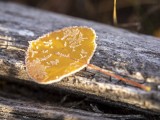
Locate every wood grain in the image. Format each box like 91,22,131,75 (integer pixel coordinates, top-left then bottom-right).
0,2,160,117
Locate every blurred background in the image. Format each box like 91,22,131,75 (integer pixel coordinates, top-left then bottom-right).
2,0,160,38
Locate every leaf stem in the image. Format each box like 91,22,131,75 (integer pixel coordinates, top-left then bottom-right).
87,64,151,91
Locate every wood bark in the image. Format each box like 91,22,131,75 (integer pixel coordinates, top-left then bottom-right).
0,2,160,118
1,94,150,120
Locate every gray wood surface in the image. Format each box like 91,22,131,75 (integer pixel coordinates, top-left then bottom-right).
0,1,160,117
1,95,148,120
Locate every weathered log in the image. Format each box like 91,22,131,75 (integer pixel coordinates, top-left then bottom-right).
0,95,149,120
0,78,150,120
0,1,160,117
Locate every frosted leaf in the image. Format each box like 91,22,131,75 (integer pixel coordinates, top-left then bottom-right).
62,28,87,51
31,50,38,58
50,59,59,66
56,52,70,58
25,26,96,84
26,58,47,82
42,50,48,53
41,54,52,61
43,40,53,46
